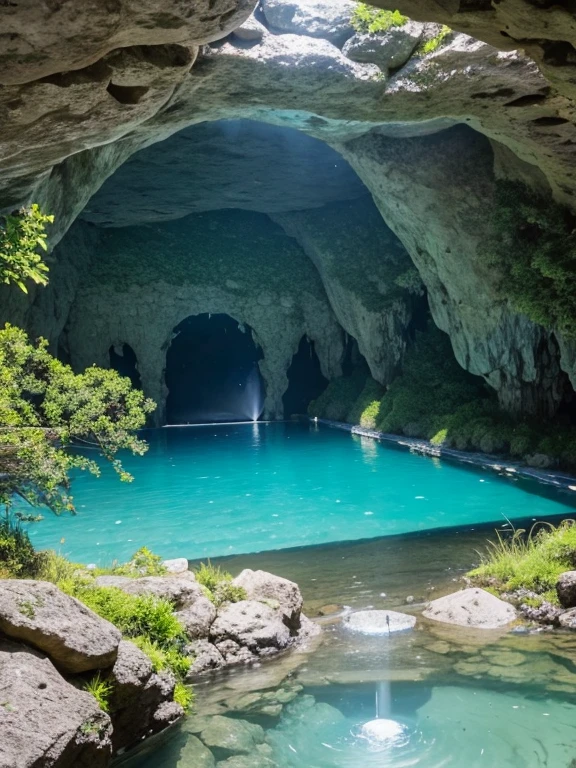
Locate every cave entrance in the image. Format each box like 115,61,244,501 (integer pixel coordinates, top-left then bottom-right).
165,313,265,424
283,336,328,417
109,343,142,390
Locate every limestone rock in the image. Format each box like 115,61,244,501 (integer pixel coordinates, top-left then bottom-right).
233,14,268,42
162,558,190,574
108,640,183,751
342,22,426,71
210,600,291,658
558,608,576,630
200,716,265,757
0,641,112,768
233,569,303,630
344,609,416,634
186,639,226,677
178,735,217,767
176,597,218,640
557,572,576,609
261,0,356,46
422,588,517,629
0,580,121,673
95,573,204,610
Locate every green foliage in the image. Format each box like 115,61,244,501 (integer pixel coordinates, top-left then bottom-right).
346,378,385,429
394,268,424,294
84,673,113,713
0,205,53,294
308,370,368,422
132,636,191,680
468,520,576,600
174,681,194,713
351,4,409,33
194,561,246,606
418,25,451,54
0,513,43,577
0,323,155,516
112,547,167,577
483,181,576,336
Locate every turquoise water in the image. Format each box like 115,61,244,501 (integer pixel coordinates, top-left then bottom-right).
29,422,575,565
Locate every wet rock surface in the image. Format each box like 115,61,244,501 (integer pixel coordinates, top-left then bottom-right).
344,609,417,634
422,588,517,629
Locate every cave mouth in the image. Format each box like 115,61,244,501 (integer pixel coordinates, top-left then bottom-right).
283,336,328,417
165,313,265,425
109,343,142,390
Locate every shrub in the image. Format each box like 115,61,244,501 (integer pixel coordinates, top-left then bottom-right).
174,681,194,713
468,520,576,599
0,514,43,578
194,561,233,592
482,181,576,337
418,25,451,55
132,636,191,680
346,378,385,429
84,673,113,713
111,547,167,577
351,4,409,34
194,561,246,606
0,205,53,293
308,370,368,422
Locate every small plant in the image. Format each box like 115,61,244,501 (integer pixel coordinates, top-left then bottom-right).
174,681,194,713
132,636,191,680
351,4,409,34
112,547,167,577
418,25,451,55
468,520,576,600
194,561,246,606
212,581,247,607
84,673,113,713
18,600,36,619
0,513,44,578
0,204,53,293
346,378,385,430
194,561,233,593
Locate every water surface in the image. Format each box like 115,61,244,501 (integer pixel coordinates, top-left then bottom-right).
29,422,576,564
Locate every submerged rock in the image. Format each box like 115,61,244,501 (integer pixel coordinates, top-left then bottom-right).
556,571,576,608
344,609,416,634
422,588,517,629
0,580,121,673
0,641,112,768
200,715,265,757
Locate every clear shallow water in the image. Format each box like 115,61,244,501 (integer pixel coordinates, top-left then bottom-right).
29,422,576,565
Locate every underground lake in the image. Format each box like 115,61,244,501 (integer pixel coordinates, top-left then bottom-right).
28,421,576,566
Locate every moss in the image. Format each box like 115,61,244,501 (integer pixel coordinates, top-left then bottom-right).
468,521,576,600
351,4,409,34
308,369,368,422
482,181,576,337
91,211,325,301
174,681,194,713
417,25,451,54
346,378,385,428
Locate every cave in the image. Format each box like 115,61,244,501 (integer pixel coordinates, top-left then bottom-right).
283,336,328,417
165,313,265,424
109,343,142,390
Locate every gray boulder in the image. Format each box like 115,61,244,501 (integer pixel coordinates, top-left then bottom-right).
200,716,265,757
261,0,355,46
210,601,291,658
342,22,425,71
0,641,112,768
162,557,190,574
0,580,121,673
176,596,217,640
95,572,204,610
559,608,576,629
233,13,267,41
233,569,303,630
557,571,576,608
422,588,517,629
108,640,183,751
186,639,226,677
344,609,416,634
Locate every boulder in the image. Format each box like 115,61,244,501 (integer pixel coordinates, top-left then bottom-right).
0,580,120,673
233,14,268,42
557,572,576,608
232,570,303,630
422,588,517,629
210,601,291,659
162,558,190,574
526,453,555,469
217,755,277,768
176,597,217,640
186,639,226,677
200,716,265,757
94,573,204,610
559,608,576,630
342,22,425,71
344,609,416,634
108,640,183,751
0,641,112,768
260,0,355,46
